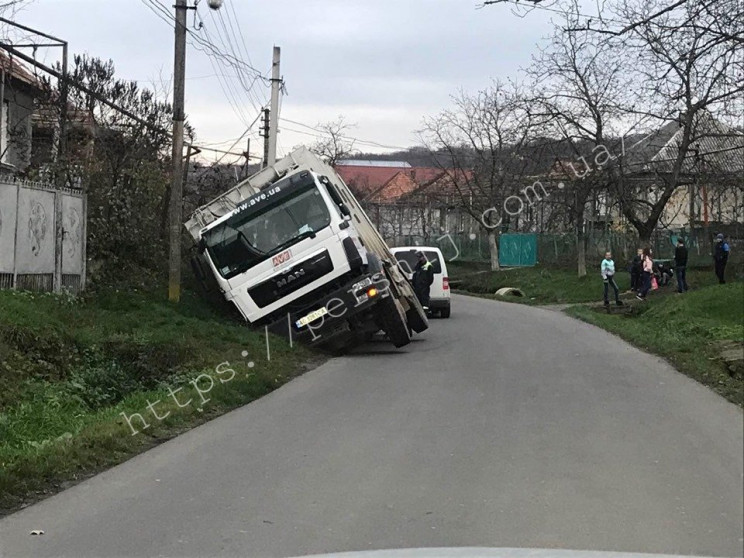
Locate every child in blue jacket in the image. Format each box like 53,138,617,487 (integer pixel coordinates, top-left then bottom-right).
601,251,622,306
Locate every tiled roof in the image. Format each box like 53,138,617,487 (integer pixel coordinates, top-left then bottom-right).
337,160,411,168
625,112,744,174
0,51,42,89
335,164,407,198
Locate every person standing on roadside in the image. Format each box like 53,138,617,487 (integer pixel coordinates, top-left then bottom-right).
674,239,689,293
601,251,623,307
412,251,434,312
713,233,730,284
630,248,643,292
637,247,654,300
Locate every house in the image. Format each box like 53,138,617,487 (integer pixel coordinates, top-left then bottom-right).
623,112,744,229
334,160,414,200
0,51,43,173
335,159,476,244
31,98,97,174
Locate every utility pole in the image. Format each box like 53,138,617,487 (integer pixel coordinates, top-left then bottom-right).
241,137,250,178
267,46,281,166
262,107,270,168
168,0,188,303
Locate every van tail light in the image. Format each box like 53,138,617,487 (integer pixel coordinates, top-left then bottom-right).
443,277,449,290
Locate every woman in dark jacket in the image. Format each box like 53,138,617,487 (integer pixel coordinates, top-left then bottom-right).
630,248,643,291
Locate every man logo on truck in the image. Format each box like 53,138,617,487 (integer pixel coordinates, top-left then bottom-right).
277,269,305,289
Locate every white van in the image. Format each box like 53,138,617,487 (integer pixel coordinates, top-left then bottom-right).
390,246,451,318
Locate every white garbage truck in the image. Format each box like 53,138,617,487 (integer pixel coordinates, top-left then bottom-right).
185,147,428,349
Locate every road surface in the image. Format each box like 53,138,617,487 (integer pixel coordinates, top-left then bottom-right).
1,294,742,557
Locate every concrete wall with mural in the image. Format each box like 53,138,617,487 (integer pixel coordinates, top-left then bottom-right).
0,177,86,292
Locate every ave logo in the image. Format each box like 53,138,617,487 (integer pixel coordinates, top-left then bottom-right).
272,249,292,267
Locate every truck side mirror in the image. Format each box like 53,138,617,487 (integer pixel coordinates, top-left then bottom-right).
339,203,351,217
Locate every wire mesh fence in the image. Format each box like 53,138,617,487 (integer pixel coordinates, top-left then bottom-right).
387,223,743,270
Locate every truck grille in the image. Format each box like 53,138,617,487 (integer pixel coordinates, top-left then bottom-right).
248,250,334,308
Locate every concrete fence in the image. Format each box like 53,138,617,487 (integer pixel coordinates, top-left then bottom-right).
0,176,86,293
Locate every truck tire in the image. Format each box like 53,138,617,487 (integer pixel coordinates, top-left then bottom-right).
405,297,429,333
440,305,451,319
377,296,411,348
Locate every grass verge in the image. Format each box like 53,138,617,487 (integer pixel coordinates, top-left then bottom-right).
449,260,732,305
565,283,744,406
0,288,320,515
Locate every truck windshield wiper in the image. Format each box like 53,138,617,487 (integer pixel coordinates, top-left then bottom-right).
237,230,266,258
269,229,316,256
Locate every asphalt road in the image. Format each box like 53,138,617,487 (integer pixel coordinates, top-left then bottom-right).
1,294,742,558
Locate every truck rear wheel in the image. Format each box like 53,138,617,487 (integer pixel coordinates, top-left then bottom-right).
405,297,429,333
377,297,411,348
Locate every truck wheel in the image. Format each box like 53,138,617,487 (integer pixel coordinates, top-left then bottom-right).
405,297,429,333
440,305,451,319
377,297,411,348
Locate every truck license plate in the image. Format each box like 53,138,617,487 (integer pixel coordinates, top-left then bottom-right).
296,307,328,328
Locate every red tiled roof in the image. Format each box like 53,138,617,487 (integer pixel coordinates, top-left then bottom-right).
335,164,455,199
335,164,408,197
367,172,419,202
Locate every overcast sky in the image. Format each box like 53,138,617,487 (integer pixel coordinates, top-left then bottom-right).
8,0,555,163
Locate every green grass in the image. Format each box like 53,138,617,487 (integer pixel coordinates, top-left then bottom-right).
449,260,733,305
0,288,319,514
566,283,744,406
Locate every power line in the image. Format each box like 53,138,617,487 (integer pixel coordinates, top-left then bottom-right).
221,3,267,110
209,7,263,113
140,0,266,130
280,117,410,151
142,0,269,81
212,110,263,165
221,9,267,109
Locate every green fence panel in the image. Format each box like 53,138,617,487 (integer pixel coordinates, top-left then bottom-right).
499,233,537,267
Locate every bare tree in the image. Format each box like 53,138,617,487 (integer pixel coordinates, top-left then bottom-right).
527,0,631,275
310,116,357,166
422,82,541,271
481,0,743,46
612,0,744,242
37,54,178,283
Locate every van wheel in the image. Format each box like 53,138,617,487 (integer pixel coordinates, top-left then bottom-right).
377,297,411,348
440,305,451,319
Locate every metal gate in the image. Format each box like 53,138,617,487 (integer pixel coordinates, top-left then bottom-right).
499,233,537,267
0,177,86,292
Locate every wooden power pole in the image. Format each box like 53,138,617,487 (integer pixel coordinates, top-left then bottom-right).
267,46,281,166
168,0,188,303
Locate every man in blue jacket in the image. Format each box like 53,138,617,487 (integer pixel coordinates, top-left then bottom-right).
713,233,730,284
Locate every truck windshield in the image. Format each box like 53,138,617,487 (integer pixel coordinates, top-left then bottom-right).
204,182,331,279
